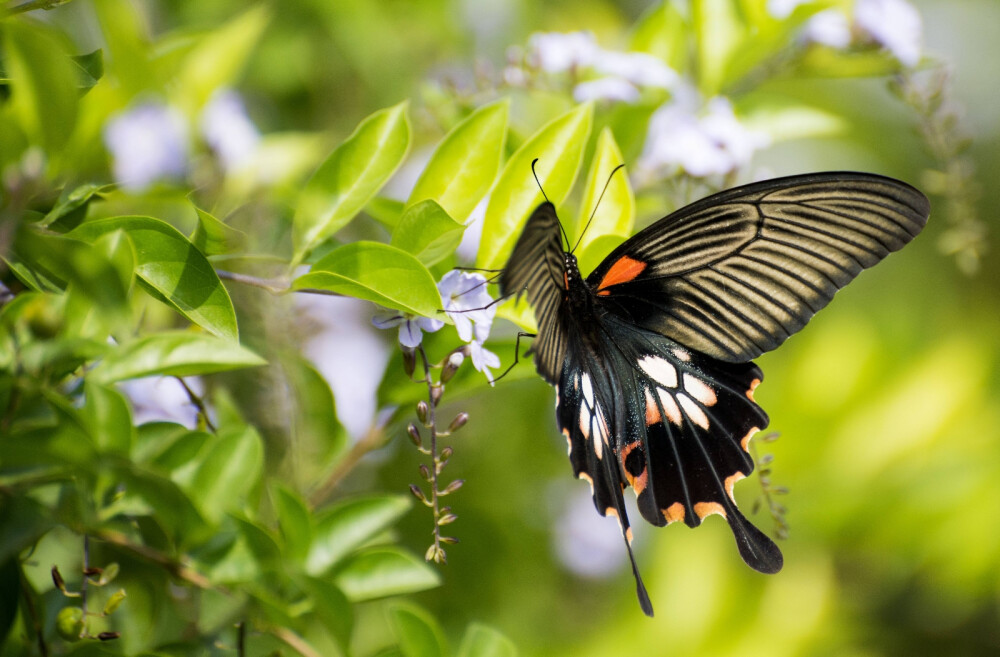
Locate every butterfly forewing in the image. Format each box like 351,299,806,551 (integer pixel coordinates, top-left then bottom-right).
587,173,930,362
498,202,568,383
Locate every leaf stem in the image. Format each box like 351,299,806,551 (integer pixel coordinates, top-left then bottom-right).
215,270,290,295
417,345,447,562
175,376,217,433
308,424,385,507
3,0,72,16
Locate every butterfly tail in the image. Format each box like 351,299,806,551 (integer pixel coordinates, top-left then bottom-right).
623,530,654,616
725,505,783,574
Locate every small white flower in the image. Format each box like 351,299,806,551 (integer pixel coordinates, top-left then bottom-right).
527,31,599,73
438,270,496,343
573,77,640,103
640,96,770,178
468,340,501,386
119,376,203,428
371,311,444,348
855,0,922,67
592,51,678,89
201,89,261,172
104,102,188,191
803,9,852,48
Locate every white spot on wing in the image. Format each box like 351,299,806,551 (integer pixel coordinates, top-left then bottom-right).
683,373,717,407
638,355,677,388
656,387,682,426
578,404,590,439
677,392,710,430
581,373,594,406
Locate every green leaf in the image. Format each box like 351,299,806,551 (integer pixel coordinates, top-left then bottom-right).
457,623,519,657
576,234,628,282
476,102,593,270
333,547,441,602
391,200,466,266
42,183,113,232
300,577,353,650
366,196,406,230
82,380,134,455
572,127,635,255
115,465,211,546
292,242,443,319
90,331,266,383
175,5,271,112
293,101,411,261
3,19,79,152
282,353,347,486
388,602,448,657
306,495,412,576
271,483,313,564
630,1,689,73
68,216,239,341
191,207,248,256
71,49,104,92
408,99,509,223
693,0,746,95
189,425,264,523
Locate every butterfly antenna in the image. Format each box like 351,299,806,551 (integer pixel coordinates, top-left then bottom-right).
532,158,572,252
571,163,626,254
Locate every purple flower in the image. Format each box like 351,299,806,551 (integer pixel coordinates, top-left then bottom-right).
467,340,501,386
104,102,188,192
201,89,261,172
438,270,496,344
371,311,444,348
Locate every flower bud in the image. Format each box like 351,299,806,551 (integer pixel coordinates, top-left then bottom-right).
430,384,443,406
442,479,464,495
402,346,416,378
418,464,431,481
409,484,427,503
407,423,422,447
448,412,469,433
441,351,464,383
416,400,428,424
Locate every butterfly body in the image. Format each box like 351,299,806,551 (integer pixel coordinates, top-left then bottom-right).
499,172,930,616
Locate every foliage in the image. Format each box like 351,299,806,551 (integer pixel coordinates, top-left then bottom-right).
1,1,997,656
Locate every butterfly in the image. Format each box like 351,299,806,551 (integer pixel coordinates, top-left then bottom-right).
498,171,930,616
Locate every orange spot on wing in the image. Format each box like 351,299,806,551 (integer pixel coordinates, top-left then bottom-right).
747,378,761,402
724,472,746,502
662,502,685,524
597,256,647,294
643,388,661,425
694,501,726,519
741,426,761,451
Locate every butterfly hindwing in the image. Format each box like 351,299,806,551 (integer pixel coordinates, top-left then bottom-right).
597,316,782,573
588,173,930,362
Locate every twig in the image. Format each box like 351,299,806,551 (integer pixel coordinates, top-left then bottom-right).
417,346,446,562
92,530,213,589
175,377,217,433
215,270,290,295
237,621,246,657
20,572,48,657
269,626,323,657
308,425,386,507
80,535,89,636
3,0,72,16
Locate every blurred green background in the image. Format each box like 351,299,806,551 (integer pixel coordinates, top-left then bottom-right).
2,0,999,655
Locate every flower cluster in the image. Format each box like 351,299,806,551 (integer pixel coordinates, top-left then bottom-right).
103,89,260,192
373,270,500,385
779,0,923,67
508,31,679,104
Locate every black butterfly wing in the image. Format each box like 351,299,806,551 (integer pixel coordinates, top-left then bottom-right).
555,343,654,616
498,202,567,384
595,315,782,574
586,173,930,362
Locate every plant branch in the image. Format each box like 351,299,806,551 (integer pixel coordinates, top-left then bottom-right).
215,270,290,295
20,572,48,657
308,424,386,507
4,0,72,16
269,626,323,657
175,376,217,433
92,529,213,590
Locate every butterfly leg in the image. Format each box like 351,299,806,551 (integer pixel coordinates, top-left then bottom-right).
491,331,536,384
